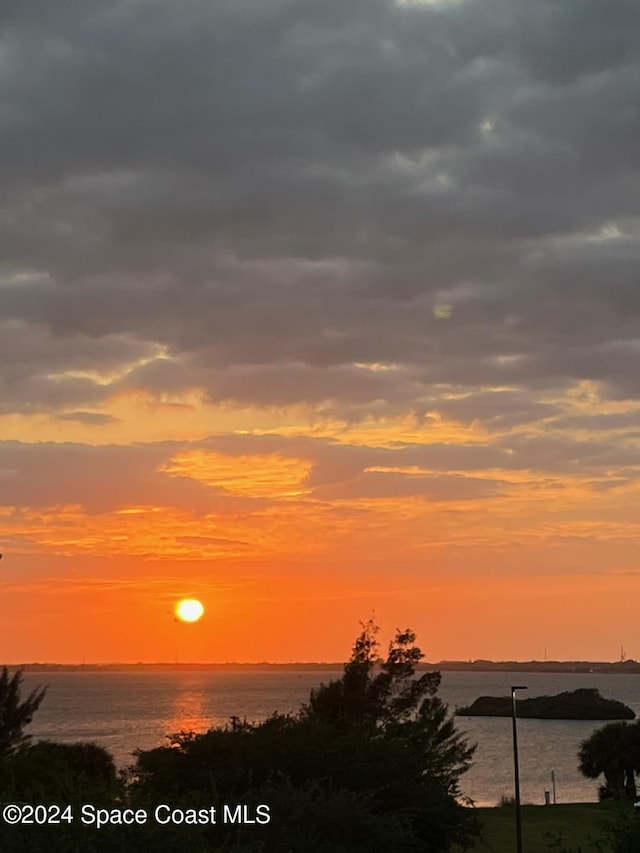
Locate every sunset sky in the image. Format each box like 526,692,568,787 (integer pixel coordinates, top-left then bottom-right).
2,0,640,663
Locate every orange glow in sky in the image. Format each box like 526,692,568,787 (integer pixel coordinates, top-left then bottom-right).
2,392,640,664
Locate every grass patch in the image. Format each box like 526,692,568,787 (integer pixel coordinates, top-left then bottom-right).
456,801,630,852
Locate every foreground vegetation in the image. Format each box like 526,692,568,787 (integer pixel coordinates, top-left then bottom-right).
4,630,640,852
0,624,479,852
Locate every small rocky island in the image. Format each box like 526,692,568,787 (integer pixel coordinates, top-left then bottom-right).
455,688,635,720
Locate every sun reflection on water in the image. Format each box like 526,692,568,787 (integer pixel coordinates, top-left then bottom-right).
165,688,211,738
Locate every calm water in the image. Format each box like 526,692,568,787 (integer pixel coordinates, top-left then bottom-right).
22,670,640,807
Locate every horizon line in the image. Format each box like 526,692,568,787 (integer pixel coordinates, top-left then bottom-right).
5,658,638,669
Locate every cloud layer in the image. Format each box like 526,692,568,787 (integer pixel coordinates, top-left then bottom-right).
1,0,639,417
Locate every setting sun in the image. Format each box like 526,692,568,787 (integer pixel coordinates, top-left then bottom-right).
175,599,205,623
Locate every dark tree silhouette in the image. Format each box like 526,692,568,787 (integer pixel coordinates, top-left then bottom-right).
579,721,640,800
304,620,475,796
5,740,118,802
306,621,442,723
132,621,480,851
0,667,47,759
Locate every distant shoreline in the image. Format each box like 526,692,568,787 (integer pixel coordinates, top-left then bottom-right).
6,660,640,674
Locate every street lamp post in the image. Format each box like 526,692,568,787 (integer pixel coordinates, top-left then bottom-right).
511,685,528,853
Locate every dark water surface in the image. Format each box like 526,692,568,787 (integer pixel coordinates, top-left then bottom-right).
23,670,640,807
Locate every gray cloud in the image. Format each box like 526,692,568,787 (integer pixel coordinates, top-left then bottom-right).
310,471,507,501
55,411,120,425
433,389,560,427
0,436,507,516
1,0,639,416
1,425,638,524
0,440,252,515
